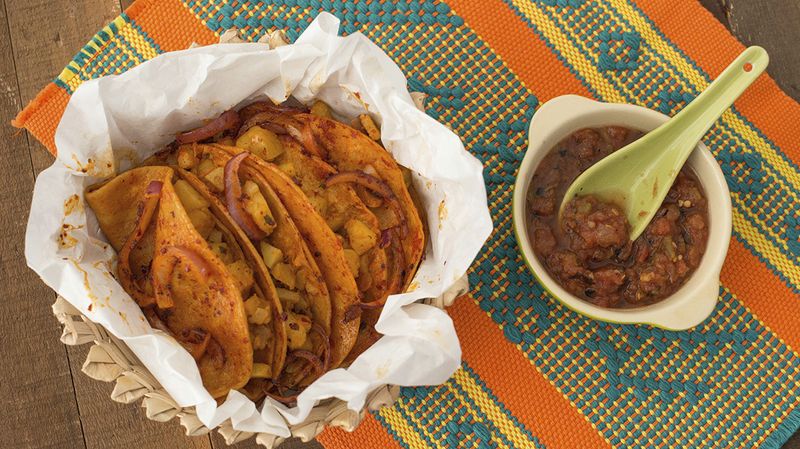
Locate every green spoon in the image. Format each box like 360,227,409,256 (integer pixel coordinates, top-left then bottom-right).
559,46,768,240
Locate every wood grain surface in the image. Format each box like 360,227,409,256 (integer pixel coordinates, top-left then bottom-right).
0,1,796,448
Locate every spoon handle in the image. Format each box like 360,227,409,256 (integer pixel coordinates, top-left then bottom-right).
662,46,768,159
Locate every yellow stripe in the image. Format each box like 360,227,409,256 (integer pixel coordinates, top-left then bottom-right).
441,383,508,449
526,0,800,212
505,0,800,288
616,286,800,448
395,400,446,449
609,0,800,190
733,208,800,286
378,406,431,449
508,0,624,102
452,369,543,449
119,26,160,61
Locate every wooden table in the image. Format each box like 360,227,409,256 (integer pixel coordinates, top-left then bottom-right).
1,1,797,448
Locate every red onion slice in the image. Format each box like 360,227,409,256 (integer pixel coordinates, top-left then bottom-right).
287,350,324,377
325,171,408,237
238,111,326,158
350,229,406,312
310,323,331,371
224,152,267,240
118,181,162,307
266,385,300,405
176,110,241,144
325,171,392,197
177,328,211,361
143,295,211,360
151,245,215,309
143,308,171,334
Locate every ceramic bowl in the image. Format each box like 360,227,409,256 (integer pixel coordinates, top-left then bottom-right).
512,95,732,330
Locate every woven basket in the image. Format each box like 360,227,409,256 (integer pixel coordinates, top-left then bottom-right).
52,275,465,447
50,27,466,448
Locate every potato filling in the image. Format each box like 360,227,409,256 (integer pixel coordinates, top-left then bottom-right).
174,178,274,367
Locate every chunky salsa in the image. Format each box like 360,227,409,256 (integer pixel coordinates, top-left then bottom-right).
526,127,709,308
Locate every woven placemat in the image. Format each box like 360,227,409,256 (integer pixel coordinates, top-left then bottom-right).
16,1,800,448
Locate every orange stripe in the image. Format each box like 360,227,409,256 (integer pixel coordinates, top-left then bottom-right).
721,238,800,351
13,0,216,154
318,413,405,449
128,0,217,51
635,0,800,164
12,83,70,155
447,0,592,102
451,297,610,448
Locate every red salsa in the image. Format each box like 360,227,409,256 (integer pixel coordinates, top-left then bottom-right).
526,127,709,308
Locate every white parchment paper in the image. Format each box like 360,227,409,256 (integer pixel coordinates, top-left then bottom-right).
25,13,492,436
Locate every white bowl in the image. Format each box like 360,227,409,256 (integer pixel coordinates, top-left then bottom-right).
512,95,732,330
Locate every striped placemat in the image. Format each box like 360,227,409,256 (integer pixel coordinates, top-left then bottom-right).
15,0,800,447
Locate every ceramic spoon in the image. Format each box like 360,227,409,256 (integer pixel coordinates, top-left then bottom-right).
559,46,768,240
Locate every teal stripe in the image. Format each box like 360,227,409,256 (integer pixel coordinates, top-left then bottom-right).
759,408,800,449
394,396,439,447
458,363,547,449
495,0,603,100
500,0,800,294
372,411,412,449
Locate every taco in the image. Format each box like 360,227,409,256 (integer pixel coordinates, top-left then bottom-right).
85,166,273,399
149,143,338,399
232,105,425,362
186,142,363,370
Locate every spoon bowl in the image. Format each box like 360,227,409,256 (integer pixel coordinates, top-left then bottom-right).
559,46,768,240
513,95,732,329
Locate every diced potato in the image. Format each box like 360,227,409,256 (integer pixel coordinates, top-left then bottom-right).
345,219,378,255
278,163,297,179
177,146,198,169
272,262,296,289
207,229,223,243
285,312,312,350
276,288,302,305
227,259,254,295
196,158,217,178
236,126,285,161
249,307,271,325
324,194,350,231
296,267,318,295
260,241,283,269
216,136,235,146
359,114,381,141
372,205,400,230
243,181,276,234
244,294,263,316
310,100,333,119
307,193,328,215
209,242,234,264
174,179,210,211
250,325,271,350
357,255,373,291
204,166,225,192
252,363,272,379
343,249,360,276
187,208,214,239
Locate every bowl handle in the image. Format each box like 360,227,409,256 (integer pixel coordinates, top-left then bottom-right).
649,276,720,330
